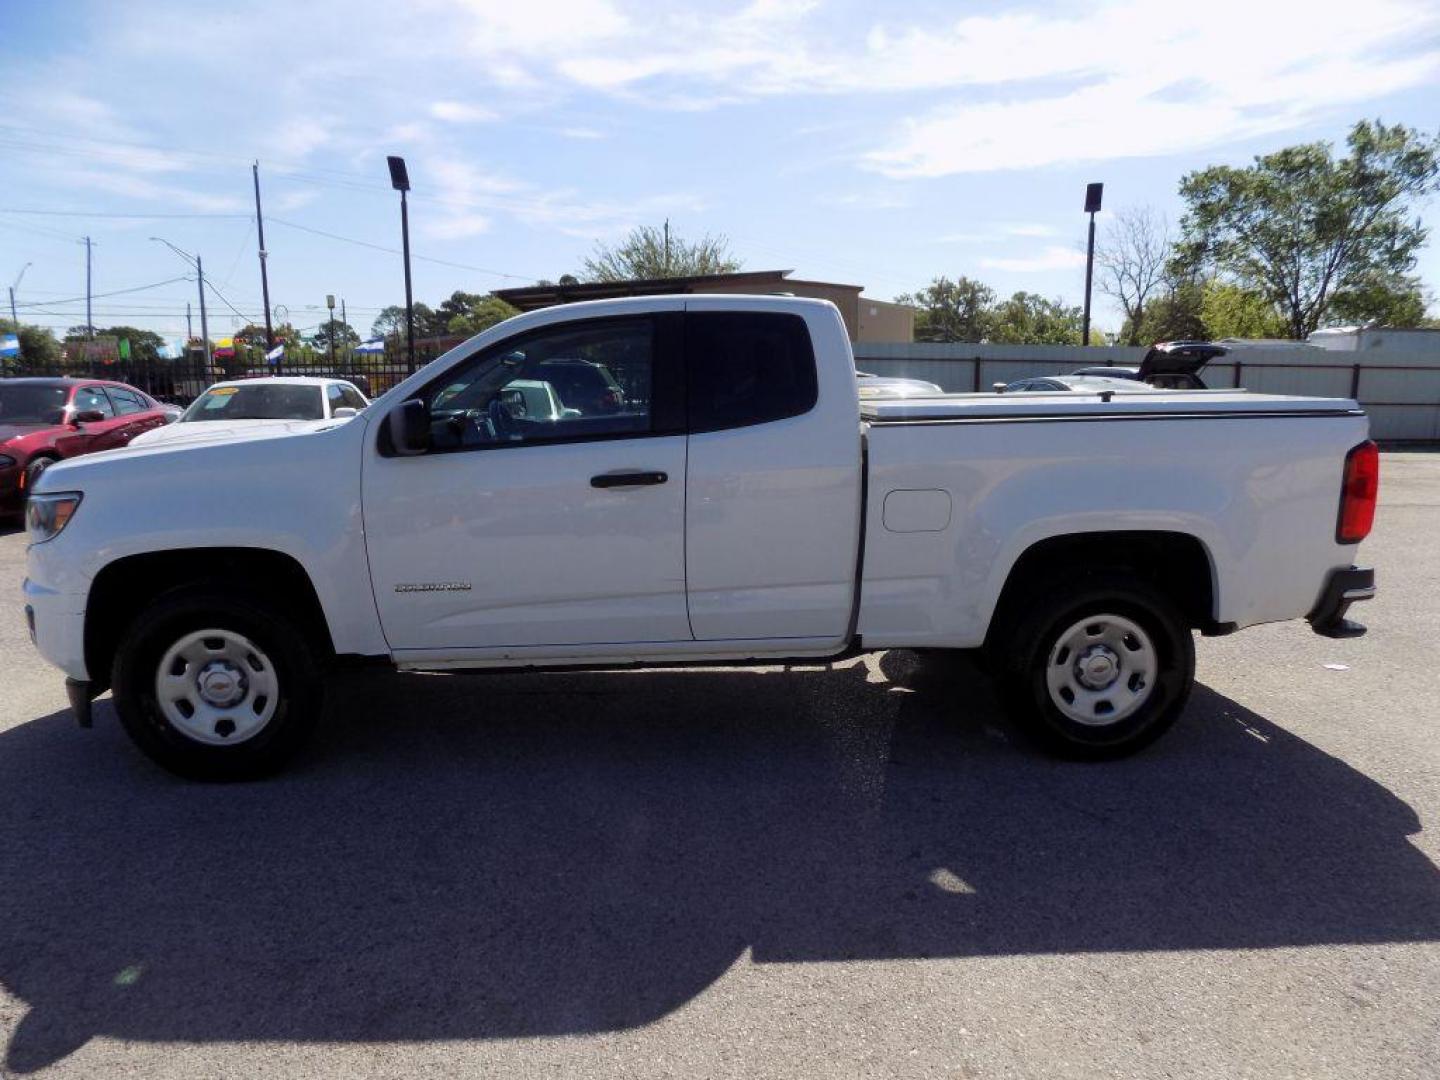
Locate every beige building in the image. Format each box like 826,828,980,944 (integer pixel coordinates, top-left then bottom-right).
494,269,915,344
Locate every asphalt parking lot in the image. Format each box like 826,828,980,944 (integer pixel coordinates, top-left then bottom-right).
0,453,1438,1079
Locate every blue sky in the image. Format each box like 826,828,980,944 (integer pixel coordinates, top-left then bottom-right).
2,0,1438,344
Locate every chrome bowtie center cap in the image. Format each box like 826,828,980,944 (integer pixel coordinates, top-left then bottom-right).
197,661,247,707
1075,645,1120,690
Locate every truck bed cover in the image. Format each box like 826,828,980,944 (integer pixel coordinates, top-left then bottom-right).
861,389,1363,423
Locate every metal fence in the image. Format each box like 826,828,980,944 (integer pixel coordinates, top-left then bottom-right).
9,336,1440,441
0,335,466,407
854,342,1440,442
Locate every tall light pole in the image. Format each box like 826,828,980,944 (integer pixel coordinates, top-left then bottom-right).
8,261,30,328
252,162,276,368
151,237,210,372
387,156,416,374
325,294,337,367
1082,182,1103,347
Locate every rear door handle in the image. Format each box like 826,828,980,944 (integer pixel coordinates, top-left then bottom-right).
591,471,668,488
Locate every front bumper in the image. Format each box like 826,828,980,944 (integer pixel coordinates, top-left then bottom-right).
22,575,90,681
1307,565,1375,639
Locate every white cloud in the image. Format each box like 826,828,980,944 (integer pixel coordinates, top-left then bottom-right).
861,0,1440,176
429,101,497,124
981,246,1086,273
936,224,1057,244
448,0,1438,174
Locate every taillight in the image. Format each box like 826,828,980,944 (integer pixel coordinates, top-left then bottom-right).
1337,440,1379,544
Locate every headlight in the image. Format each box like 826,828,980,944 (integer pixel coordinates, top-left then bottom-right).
26,492,83,544
0,454,15,470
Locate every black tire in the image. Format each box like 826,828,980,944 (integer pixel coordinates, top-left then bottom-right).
23,455,55,494
111,587,324,780
988,571,1195,759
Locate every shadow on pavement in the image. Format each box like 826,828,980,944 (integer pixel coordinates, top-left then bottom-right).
3,652,1437,1071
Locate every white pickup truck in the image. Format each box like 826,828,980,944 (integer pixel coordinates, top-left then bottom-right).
22,296,1378,778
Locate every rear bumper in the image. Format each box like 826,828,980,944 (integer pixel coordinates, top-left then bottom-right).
1307,565,1375,639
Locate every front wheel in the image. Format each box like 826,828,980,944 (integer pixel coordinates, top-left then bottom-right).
111,588,324,780
990,573,1195,759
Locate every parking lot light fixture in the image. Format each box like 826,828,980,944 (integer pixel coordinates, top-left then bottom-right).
387,156,416,374
1082,182,1103,347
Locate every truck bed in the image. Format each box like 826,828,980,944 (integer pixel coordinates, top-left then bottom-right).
857,387,1369,650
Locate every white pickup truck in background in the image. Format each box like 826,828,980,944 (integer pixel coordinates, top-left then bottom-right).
22,296,1378,778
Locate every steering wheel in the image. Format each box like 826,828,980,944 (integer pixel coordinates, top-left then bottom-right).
486,397,515,441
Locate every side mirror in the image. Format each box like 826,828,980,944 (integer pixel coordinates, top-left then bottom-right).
332,407,358,419
71,409,105,425
385,398,431,456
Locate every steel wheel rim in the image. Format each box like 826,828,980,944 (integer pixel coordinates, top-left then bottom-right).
155,628,279,746
1044,612,1157,727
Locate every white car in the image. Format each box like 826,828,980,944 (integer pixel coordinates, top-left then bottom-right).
129,377,368,448
855,372,946,399
25,296,1376,778
1001,374,1163,394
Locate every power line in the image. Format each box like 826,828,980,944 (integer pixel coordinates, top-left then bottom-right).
0,207,249,220
201,277,259,324
267,217,538,281
14,275,191,309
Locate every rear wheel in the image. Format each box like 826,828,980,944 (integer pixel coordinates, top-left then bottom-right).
989,572,1195,758
111,588,323,779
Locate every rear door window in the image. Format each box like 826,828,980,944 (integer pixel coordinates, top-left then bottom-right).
686,312,817,433
106,387,147,415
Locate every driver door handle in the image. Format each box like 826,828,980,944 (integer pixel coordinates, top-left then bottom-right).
591,471,668,489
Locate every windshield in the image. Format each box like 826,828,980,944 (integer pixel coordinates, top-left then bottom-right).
182,384,325,422
0,384,68,424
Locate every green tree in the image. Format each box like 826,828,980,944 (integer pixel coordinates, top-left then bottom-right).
1325,272,1431,327
582,222,740,282
987,292,1086,345
431,291,518,337
94,326,166,363
1132,280,1208,344
1198,281,1289,339
0,320,62,372
310,320,361,353
1176,119,1440,338
371,303,447,340
894,276,995,342
444,294,518,337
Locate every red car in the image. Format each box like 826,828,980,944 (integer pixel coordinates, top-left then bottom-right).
0,378,172,518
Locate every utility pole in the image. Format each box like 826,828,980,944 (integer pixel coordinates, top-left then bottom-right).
186,302,193,344
252,162,275,351
152,237,210,374
663,218,671,275
83,236,94,338
1081,182,1103,347
196,254,210,376
8,262,29,328
340,298,348,366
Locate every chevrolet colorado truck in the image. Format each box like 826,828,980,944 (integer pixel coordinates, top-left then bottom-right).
22,296,1378,778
